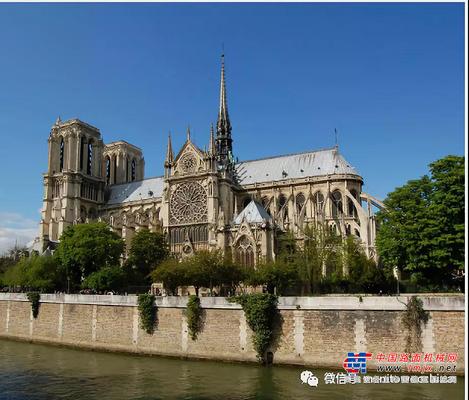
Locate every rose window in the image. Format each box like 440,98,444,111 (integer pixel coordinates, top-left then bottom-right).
179,154,197,174
170,182,207,224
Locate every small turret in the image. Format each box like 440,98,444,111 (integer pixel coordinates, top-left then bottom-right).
165,132,174,166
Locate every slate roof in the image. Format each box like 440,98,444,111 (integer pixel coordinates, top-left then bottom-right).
104,148,359,206
106,176,164,205
234,147,359,186
233,200,272,225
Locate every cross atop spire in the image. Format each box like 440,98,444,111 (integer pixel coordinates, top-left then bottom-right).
216,53,233,167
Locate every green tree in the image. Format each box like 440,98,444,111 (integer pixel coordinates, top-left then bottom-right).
151,257,185,295
3,255,62,292
344,235,392,293
297,224,342,294
54,222,125,291
248,259,298,295
376,155,464,289
125,229,169,285
215,258,246,296
81,266,126,292
1,245,30,286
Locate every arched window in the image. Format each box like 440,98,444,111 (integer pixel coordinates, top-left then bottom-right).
348,190,358,218
105,156,111,185
80,206,87,222
88,208,96,220
348,198,357,218
131,159,136,181
59,137,65,172
296,193,306,215
278,194,287,211
126,157,129,182
345,224,351,236
80,137,87,171
235,236,255,267
332,191,343,218
87,140,93,175
53,180,61,198
313,191,324,216
261,196,271,216
112,155,117,184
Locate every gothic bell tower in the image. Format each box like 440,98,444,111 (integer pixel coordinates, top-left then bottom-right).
40,118,105,250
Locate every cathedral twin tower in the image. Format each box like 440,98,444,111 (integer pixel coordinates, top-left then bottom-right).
39,56,381,267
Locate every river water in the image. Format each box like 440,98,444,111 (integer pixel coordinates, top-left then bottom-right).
0,339,464,400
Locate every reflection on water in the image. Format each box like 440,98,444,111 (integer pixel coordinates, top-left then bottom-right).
0,339,464,400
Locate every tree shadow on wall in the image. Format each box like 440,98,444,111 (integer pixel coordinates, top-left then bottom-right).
266,311,284,364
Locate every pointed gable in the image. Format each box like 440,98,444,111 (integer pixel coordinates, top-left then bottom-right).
234,200,272,225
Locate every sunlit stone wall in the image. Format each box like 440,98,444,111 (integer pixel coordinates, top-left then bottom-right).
0,294,464,372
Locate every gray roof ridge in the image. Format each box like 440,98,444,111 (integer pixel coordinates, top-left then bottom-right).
236,146,338,164
108,175,164,188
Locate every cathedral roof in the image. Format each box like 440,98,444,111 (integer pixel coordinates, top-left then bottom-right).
234,200,272,225
106,176,164,205
234,147,359,185
104,148,359,206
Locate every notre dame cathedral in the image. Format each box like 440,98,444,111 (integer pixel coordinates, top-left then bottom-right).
38,56,383,267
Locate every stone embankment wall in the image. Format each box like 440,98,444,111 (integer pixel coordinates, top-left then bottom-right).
0,294,464,372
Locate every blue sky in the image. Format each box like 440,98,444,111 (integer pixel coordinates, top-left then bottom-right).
0,3,465,251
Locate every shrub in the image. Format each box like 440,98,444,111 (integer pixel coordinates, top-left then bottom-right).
138,294,157,334
27,291,41,319
230,293,278,362
81,266,126,292
402,296,430,353
185,295,203,340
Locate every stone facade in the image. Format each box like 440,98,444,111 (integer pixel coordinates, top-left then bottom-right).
0,294,464,372
37,56,384,265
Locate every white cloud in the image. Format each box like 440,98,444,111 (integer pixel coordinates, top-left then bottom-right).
0,212,39,254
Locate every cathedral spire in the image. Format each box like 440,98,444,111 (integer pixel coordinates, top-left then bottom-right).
165,132,174,165
218,54,231,131
216,53,233,166
209,123,216,155
186,125,191,141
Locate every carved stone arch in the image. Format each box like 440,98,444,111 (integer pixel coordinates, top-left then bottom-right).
88,207,97,221
277,193,287,211
261,195,273,216
312,190,325,219
347,189,359,218
343,189,369,241
234,234,255,268
207,180,214,196
59,135,65,172
181,233,194,258
295,192,307,229
331,190,343,218
80,206,87,223
174,142,204,175
241,196,251,209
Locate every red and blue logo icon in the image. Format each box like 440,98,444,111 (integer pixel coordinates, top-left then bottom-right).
343,352,373,374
